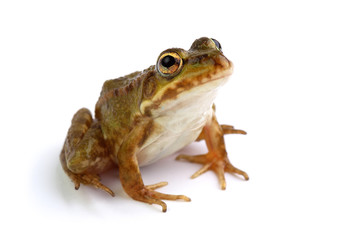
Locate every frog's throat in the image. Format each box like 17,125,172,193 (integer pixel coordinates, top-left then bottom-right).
140,65,233,116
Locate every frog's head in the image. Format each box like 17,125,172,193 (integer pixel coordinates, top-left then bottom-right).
140,37,233,116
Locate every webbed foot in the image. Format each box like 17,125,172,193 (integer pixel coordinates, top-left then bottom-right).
129,182,191,212
176,153,249,190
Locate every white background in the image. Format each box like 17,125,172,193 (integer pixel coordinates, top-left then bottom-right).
1,0,359,239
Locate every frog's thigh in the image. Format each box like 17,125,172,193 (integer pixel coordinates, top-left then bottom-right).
64,109,113,174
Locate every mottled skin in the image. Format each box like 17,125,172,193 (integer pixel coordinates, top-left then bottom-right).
60,37,248,212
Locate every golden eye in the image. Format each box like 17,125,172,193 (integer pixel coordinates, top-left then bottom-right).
157,52,183,76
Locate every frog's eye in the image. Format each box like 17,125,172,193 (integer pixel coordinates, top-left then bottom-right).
211,38,222,51
157,52,183,76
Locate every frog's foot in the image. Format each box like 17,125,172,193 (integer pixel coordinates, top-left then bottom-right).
129,182,191,212
176,153,249,190
69,172,115,197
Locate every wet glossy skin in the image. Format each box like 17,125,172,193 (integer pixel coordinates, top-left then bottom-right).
60,37,249,212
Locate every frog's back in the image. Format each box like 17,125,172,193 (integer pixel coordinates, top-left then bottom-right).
100,71,142,94
95,67,156,143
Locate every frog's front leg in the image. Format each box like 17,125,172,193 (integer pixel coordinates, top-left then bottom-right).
176,108,249,190
117,118,190,212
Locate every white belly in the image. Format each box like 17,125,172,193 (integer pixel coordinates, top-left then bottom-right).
136,83,220,166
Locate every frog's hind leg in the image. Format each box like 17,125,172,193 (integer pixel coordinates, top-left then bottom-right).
60,108,115,197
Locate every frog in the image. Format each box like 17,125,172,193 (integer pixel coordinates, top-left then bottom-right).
60,37,249,212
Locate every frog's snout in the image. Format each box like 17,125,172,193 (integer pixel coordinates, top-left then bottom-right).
215,54,233,74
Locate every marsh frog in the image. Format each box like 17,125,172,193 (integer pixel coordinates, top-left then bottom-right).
60,37,248,212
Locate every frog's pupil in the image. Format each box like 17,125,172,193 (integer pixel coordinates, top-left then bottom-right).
211,38,222,50
161,55,176,68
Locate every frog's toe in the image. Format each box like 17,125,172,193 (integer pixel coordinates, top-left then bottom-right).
129,183,191,212
70,173,115,197
144,182,191,203
74,181,81,190
226,163,250,181
146,181,168,190
220,125,247,135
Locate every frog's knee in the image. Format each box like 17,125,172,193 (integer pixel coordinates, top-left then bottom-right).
67,148,113,174
66,150,92,174
66,129,113,174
